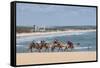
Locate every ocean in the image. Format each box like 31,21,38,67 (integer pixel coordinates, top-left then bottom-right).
16,31,96,53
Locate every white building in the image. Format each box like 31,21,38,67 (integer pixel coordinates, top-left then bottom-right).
32,25,46,32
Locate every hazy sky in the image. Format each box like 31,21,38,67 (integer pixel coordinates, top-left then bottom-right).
16,3,96,27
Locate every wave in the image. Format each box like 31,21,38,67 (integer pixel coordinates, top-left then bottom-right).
17,31,88,43
17,45,24,47
74,46,92,49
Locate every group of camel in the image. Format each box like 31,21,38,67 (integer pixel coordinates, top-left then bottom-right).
28,39,75,52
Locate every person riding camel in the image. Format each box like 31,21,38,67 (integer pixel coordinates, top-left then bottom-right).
67,41,74,48
53,39,59,45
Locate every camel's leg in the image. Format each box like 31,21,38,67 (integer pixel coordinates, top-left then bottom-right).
39,49,41,52
47,47,49,52
45,47,49,52
51,46,55,52
71,47,74,51
44,48,46,52
64,47,68,51
58,47,61,52
51,47,53,52
61,47,63,52
37,48,41,52
30,48,32,52
58,47,63,52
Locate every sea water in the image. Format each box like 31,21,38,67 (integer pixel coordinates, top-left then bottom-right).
16,31,96,53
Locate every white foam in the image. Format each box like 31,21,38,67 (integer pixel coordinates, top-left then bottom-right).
17,31,87,43
74,46,92,49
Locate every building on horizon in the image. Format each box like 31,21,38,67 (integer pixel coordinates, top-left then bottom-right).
32,25,46,32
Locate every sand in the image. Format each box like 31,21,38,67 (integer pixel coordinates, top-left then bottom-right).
16,51,96,65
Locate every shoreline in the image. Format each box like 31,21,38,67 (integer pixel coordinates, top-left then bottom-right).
16,51,96,65
16,29,96,38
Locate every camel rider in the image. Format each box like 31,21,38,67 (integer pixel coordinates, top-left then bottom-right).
53,39,59,45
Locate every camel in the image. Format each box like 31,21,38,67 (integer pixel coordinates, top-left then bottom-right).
51,40,64,52
64,41,74,51
28,40,75,52
28,40,49,52
28,42,41,52
39,40,49,52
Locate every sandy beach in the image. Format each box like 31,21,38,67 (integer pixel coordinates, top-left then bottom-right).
16,29,96,38
16,51,96,65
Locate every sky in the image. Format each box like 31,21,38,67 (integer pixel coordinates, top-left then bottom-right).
16,3,96,27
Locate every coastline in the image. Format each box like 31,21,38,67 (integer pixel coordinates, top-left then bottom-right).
16,29,96,38
16,51,96,65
